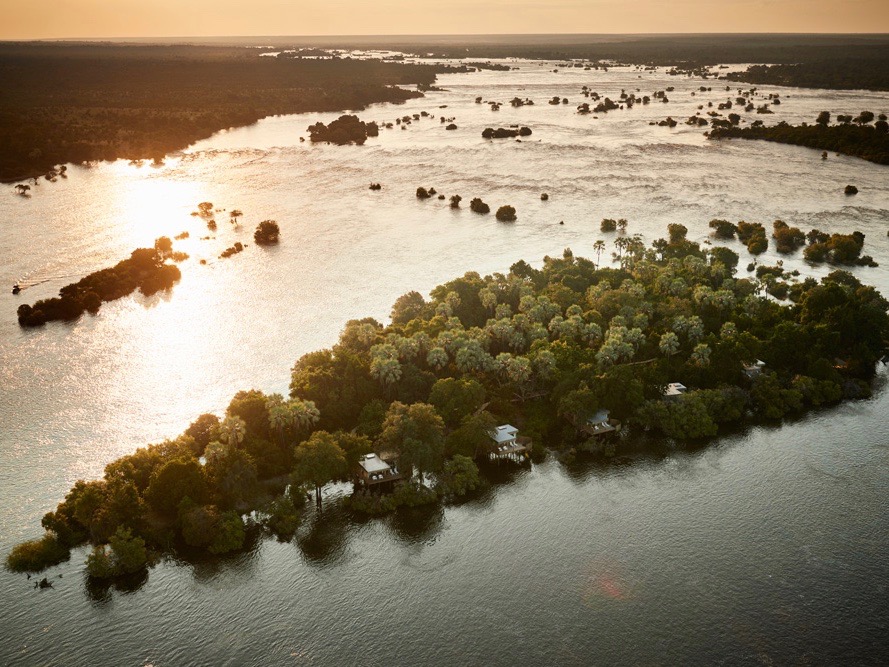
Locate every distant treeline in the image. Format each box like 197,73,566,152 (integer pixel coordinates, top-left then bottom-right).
0,43,454,182
380,35,889,92
727,58,889,92
710,117,889,165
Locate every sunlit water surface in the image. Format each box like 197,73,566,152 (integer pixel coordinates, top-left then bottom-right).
1,60,888,665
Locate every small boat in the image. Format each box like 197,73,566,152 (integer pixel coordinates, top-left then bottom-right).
12,284,21,295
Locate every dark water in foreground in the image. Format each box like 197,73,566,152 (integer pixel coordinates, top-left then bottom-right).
5,396,888,666
1,59,888,665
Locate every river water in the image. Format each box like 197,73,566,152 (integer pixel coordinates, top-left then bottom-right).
1,59,888,665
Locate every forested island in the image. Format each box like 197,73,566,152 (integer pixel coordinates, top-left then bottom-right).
0,43,456,182
710,111,889,165
16,238,183,326
8,225,888,577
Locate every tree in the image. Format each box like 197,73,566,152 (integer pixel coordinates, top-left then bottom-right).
184,414,219,455
204,442,257,507
496,205,517,222
391,291,427,325
470,198,490,214
428,377,486,427
558,384,599,426
437,455,482,498
378,402,445,482
659,331,680,356
593,240,606,268
445,411,497,458
293,431,347,506
227,390,271,439
816,111,830,127
145,458,207,516
86,526,147,578
229,209,243,226
254,220,280,245
219,415,247,447
179,503,245,554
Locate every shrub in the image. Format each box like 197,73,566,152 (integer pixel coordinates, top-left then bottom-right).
6,534,70,572
470,198,490,214
253,220,280,245
496,205,517,222
600,218,617,232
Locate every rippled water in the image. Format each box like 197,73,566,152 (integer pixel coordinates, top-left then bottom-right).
1,60,888,665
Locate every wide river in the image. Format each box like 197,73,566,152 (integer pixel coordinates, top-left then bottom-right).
1,59,888,665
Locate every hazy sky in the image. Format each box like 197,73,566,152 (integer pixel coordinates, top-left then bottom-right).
2,0,888,39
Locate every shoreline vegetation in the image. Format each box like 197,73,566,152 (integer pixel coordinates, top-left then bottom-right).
0,43,460,182
710,111,889,165
8,226,888,577
16,238,183,327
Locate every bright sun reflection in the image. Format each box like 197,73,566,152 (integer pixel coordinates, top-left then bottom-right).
106,160,207,252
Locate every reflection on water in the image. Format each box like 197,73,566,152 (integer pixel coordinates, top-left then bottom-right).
1,59,888,665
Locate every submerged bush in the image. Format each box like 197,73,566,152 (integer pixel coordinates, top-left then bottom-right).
254,220,280,245
470,198,490,214
5,533,70,572
496,205,517,222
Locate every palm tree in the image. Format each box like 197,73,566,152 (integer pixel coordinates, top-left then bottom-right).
266,394,289,444
219,416,247,447
288,399,320,431
593,240,606,268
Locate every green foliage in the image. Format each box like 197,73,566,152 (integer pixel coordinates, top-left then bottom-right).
17,242,181,327
711,116,889,165
378,402,446,478
227,389,271,440
709,219,737,239
428,377,486,427
86,527,148,578
445,411,498,458
470,198,490,214
751,373,804,419
5,534,70,573
390,291,428,325
144,458,207,516
184,414,220,455
495,205,517,222
637,393,718,439
261,493,303,541
14,223,889,567
292,431,347,498
204,442,258,507
179,503,245,554
436,456,483,498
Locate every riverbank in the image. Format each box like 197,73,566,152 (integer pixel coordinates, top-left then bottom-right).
0,43,456,182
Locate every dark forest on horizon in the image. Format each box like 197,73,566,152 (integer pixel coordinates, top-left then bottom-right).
2,35,888,182
0,43,455,182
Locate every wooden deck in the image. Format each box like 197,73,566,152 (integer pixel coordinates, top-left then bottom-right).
581,419,621,437
489,436,532,462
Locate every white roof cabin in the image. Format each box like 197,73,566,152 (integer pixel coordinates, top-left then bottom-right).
664,382,688,397
588,409,610,426
489,424,518,444
358,453,391,475
743,359,766,377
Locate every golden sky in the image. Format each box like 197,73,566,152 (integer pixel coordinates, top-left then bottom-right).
2,0,888,39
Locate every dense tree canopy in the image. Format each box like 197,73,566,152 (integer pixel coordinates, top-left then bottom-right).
10,226,889,574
